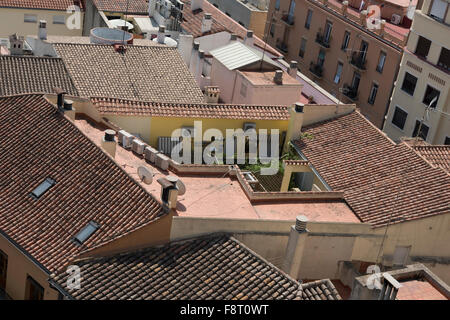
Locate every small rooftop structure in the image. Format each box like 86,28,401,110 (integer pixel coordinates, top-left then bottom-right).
89,27,133,45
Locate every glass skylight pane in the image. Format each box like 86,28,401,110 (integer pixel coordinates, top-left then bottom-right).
31,178,55,199
74,221,100,245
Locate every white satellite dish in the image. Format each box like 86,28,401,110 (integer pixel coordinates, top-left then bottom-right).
137,166,153,185
109,19,134,30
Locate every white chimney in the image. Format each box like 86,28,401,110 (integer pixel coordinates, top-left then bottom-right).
201,13,212,34
148,0,156,17
244,30,254,46
196,49,205,85
282,215,309,280
157,26,166,44
191,0,204,11
288,61,298,78
38,20,47,40
178,34,194,66
101,129,117,158
189,41,200,75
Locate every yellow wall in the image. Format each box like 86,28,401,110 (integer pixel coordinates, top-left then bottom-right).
0,234,59,300
0,8,83,37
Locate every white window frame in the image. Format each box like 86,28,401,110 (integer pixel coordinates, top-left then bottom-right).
334,62,343,84
376,51,386,73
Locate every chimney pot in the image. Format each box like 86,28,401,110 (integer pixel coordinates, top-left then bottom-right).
54,88,66,109
201,13,213,34
63,99,73,110
230,34,237,41
198,49,205,59
38,20,47,40
193,41,200,50
244,30,254,46
157,25,166,44
246,30,254,38
274,70,283,85
295,215,308,232
104,129,116,142
295,103,304,113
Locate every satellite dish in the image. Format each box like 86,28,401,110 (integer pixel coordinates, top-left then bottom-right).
137,166,153,184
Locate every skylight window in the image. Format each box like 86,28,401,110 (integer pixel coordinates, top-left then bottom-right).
73,221,100,246
30,178,56,200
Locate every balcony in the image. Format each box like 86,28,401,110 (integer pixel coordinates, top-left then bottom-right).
350,52,367,71
309,62,323,79
276,41,288,53
315,31,331,49
342,84,358,101
281,11,295,26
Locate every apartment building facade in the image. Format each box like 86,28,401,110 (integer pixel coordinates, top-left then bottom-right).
265,0,410,129
383,0,450,145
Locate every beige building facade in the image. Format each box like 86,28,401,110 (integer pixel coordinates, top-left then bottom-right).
0,7,84,38
264,0,409,129
383,0,450,145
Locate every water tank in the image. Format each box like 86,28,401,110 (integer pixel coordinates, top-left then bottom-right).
90,27,133,45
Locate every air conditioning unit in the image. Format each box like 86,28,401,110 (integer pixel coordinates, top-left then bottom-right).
181,126,195,138
132,139,146,155
118,130,134,149
156,153,170,171
144,146,159,163
391,14,401,25
243,122,256,132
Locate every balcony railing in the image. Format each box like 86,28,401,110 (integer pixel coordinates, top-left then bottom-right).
276,41,288,53
315,31,331,48
281,11,295,26
309,62,323,78
342,83,358,101
350,52,367,70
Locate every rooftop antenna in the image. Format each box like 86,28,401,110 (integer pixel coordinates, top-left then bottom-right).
259,11,275,72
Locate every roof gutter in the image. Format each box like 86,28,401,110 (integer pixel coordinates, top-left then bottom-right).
290,142,333,191
47,279,75,300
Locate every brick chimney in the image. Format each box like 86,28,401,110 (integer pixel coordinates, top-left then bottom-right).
9,34,24,56
204,86,220,103
244,30,254,46
287,61,298,78
38,20,47,40
201,13,212,34
282,215,309,280
101,129,117,158
273,70,283,85
191,0,204,11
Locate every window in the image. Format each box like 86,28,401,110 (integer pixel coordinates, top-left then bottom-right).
0,250,7,291
299,38,306,58
270,23,275,37
342,31,350,51
412,120,429,140
359,41,369,62
444,136,450,145
392,106,408,130
401,72,418,96
438,47,450,71
415,36,432,59
53,15,65,24
317,49,325,67
429,0,448,22
323,21,332,43
240,83,247,97
368,83,379,105
24,14,37,23
422,85,440,108
334,62,343,84
305,9,313,29
351,72,361,91
25,276,44,300
275,0,280,10
73,221,100,245
376,51,386,73
30,178,56,200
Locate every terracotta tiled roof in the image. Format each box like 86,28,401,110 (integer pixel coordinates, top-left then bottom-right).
293,111,450,227
181,0,281,57
53,43,205,103
0,0,83,10
91,0,147,14
0,56,78,96
91,97,290,120
0,94,166,271
300,280,342,300
50,234,341,300
412,145,450,174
